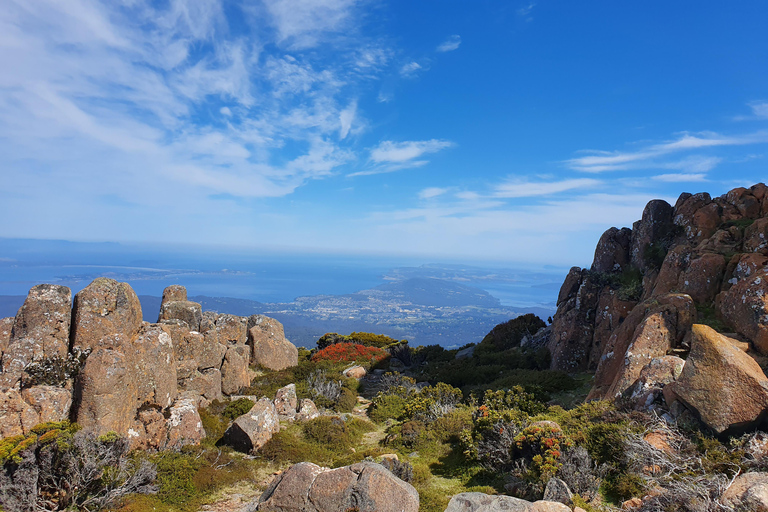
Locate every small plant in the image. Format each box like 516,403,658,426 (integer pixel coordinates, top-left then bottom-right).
222,398,255,420
21,348,91,388
513,423,573,482
368,393,407,423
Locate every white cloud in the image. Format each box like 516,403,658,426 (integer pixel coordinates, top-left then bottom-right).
400,61,422,77
492,178,601,198
220,106,232,116
370,139,453,163
750,101,768,119
517,2,536,21
257,0,359,49
339,100,357,139
567,132,768,172
436,35,461,53
419,187,449,200
652,173,708,182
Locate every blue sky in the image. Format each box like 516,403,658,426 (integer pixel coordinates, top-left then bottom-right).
1,0,767,266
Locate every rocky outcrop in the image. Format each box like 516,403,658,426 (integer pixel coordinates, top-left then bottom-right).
249,316,298,371
70,278,142,352
221,346,250,395
547,183,768,412
223,397,280,453
158,300,203,332
256,461,419,512
0,285,72,390
664,324,768,435
622,355,685,411
719,267,768,353
444,492,570,512
588,294,694,400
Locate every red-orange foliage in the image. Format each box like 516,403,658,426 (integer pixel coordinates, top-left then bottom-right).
311,342,389,364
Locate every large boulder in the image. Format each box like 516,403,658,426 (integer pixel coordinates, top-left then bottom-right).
664,324,768,434
591,227,632,273
70,278,143,352
547,269,601,372
0,389,39,437
132,323,177,409
161,285,188,303
444,492,570,512
588,294,694,400
215,314,247,345
719,268,768,353
0,285,72,389
720,472,768,512
249,316,298,371
222,397,279,453
257,461,419,512
296,398,320,421
0,317,13,356
274,384,297,420
622,355,685,411
20,385,72,424
221,346,250,395
74,348,138,436
179,368,223,402
158,300,202,332
630,199,675,272
163,397,205,450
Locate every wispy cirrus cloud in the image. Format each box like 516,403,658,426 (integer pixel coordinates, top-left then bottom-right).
566,131,768,173
400,61,423,77
517,2,536,22
348,139,453,176
492,177,601,198
436,35,461,53
419,187,449,200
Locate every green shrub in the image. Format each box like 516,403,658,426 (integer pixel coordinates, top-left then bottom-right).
222,398,255,420
198,408,228,446
477,314,547,352
368,393,406,423
154,452,200,506
303,416,354,447
334,387,358,413
403,382,463,423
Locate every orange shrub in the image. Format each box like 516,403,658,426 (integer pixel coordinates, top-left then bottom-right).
311,342,389,364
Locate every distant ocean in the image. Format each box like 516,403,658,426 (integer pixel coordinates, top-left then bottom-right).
0,238,566,310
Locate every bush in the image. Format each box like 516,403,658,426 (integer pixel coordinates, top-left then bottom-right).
368,393,407,423
317,332,400,350
154,452,200,506
222,398,255,420
477,314,546,352
513,423,573,483
334,387,358,413
0,422,157,512
403,383,463,423
307,369,342,406
311,342,389,365
304,416,354,447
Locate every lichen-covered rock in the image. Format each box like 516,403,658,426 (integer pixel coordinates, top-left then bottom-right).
630,199,675,272
0,389,40,437
249,317,298,371
547,269,601,372
70,278,142,352
296,398,319,421
223,397,279,453
0,284,72,390
74,348,138,436
164,397,204,450
179,368,223,402
0,317,13,356
444,492,570,512
590,287,637,370
20,385,72,424
745,218,768,255
162,285,188,304
623,355,685,411
543,477,573,505
664,325,768,434
720,472,768,512
221,346,250,395
274,384,297,420
257,461,419,512
719,268,768,353
589,294,693,400
158,300,202,332
132,323,177,409
215,314,247,345
592,227,632,273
